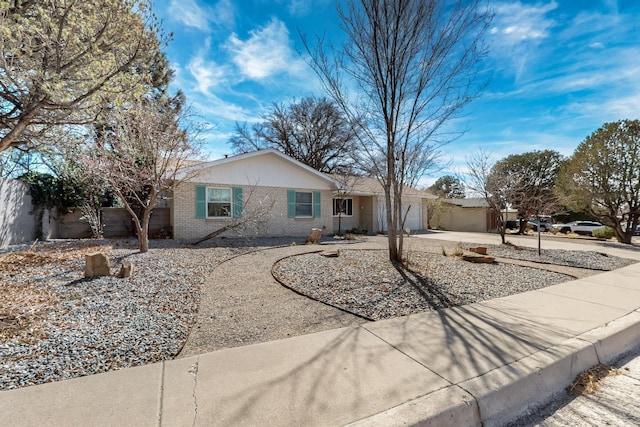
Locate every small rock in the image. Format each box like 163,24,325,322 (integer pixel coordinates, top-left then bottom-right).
320,249,340,258
306,228,322,245
462,254,495,264
469,247,488,255
85,252,111,278
116,262,134,278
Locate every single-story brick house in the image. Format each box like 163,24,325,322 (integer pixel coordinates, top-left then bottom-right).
171,149,436,240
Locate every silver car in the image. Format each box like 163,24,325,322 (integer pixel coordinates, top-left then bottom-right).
551,221,604,235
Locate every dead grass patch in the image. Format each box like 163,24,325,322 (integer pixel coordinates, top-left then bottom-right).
0,282,60,344
566,364,620,395
0,243,113,276
0,241,113,343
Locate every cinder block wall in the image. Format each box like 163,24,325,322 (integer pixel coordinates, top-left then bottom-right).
172,182,334,240
0,178,35,248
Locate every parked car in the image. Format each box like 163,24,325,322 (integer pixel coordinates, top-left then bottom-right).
528,220,551,232
551,221,604,235
624,223,640,236
504,219,520,230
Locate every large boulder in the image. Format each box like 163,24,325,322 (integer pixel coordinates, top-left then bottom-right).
85,252,111,278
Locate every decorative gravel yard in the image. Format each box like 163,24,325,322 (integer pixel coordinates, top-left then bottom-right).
0,236,636,391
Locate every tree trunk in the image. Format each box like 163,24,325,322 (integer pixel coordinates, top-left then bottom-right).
385,188,399,261
138,207,152,253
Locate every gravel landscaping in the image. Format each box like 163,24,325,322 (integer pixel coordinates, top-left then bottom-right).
0,235,636,391
0,238,283,391
274,249,571,320
484,244,637,270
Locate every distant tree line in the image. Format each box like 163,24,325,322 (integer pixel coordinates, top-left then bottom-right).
461,119,640,245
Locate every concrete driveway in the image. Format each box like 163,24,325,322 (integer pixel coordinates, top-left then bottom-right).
416,230,640,261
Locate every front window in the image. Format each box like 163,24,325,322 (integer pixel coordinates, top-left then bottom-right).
295,191,313,217
333,198,353,216
207,187,231,217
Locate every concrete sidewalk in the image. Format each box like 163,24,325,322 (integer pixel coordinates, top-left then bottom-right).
2,246,640,426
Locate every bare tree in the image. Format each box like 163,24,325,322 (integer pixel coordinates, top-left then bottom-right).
304,0,492,261
528,193,563,255
230,96,357,173
0,0,163,154
88,97,202,252
490,150,564,234
331,171,362,235
192,183,276,245
425,198,451,230
465,150,517,244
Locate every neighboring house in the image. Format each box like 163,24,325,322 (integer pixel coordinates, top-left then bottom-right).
171,149,337,240
170,149,436,240
331,175,437,235
434,198,517,232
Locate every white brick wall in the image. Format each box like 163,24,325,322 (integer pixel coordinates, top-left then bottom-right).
172,182,334,240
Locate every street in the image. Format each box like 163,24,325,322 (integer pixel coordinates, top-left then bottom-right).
507,347,640,426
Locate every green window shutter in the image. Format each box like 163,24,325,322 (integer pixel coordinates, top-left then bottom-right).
195,185,206,219
313,191,321,218
232,187,243,218
287,189,296,218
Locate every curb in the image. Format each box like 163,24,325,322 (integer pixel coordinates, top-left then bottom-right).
347,310,640,427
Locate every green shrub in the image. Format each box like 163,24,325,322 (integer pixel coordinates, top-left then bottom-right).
351,225,368,235
592,226,615,239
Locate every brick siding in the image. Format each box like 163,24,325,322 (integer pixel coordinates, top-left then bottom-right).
172,182,334,240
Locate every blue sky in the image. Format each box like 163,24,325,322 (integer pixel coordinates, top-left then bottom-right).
153,0,640,184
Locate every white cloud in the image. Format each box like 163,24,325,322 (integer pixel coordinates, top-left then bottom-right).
565,92,640,124
210,0,236,29
169,0,211,31
286,0,331,17
488,1,558,84
491,1,558,43
188,57,229,95
168,0,235,32
226,18,304,80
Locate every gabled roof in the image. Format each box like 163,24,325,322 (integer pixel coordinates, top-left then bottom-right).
442,198,517,213
330,175,437,199
176,148,338,187
443,198,490,208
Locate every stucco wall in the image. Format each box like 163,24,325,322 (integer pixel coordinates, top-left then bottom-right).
438,206,488,232
172,182,334,240
0,178,35,248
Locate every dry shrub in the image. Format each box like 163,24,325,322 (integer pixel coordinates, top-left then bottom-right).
566,364,619,395
0,282,60,343
0,241,112,343
0,243,113,275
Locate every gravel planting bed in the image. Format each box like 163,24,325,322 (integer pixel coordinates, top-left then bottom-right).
482,244,637,270
2,235,636,391
0,237,285,391
273,248,627,321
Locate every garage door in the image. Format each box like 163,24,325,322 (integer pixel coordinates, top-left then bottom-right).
402,198,422,231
